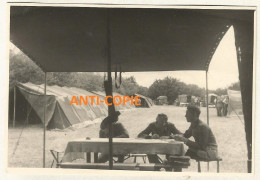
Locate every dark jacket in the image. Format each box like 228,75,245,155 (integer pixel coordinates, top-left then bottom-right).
99,122,129,138
184,119,217,150
138,122,181,138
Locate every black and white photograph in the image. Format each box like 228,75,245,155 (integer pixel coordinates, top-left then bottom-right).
1,1,259,179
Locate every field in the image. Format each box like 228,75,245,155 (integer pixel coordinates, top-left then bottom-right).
8,106,247,173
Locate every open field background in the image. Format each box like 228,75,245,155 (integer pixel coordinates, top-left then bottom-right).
8,106,247,173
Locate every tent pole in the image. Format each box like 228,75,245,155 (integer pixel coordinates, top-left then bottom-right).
43,72,47,168
206,70,209,125
206,70,210,169
12,84,16,128
106,9,113,170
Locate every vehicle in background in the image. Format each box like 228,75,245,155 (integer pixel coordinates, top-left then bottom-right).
200,94,218,107
177,94,191,107
156,96,168,105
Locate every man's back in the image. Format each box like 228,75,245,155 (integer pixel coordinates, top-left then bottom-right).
99,122,129,138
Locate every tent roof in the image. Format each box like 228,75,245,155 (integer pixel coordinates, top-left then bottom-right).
17,82,99,97
10,6,254,72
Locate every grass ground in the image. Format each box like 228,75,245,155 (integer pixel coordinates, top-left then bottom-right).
8,106,247,173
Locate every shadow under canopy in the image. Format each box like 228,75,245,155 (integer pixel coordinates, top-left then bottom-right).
10,6,254,172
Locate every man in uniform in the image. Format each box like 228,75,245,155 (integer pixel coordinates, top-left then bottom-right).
138,113,181,164
98,111,129,163
173,105,218,160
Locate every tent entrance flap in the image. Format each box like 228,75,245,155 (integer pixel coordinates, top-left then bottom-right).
48,103,71,129
16,85,57,126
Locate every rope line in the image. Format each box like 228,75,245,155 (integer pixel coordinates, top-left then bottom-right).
11,119,27,157
228,103,244,126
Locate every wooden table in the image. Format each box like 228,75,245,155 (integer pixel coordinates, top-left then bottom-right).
60,138,187,171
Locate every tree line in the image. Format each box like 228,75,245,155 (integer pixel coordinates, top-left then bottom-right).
9,48,240,103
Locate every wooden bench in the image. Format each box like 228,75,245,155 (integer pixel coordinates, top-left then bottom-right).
196,157,222,173
57,153,190,172
58,138,188,171
58,162,186,171
168,156,191,172
51,151,147,165
124,154,147,163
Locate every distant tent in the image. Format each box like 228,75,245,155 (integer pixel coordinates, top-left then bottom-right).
227,89,243,116
132,94,154,108
92,91,136,110
11,82,110,129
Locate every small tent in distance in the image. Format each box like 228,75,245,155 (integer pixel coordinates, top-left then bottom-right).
131,94,154,108
92,91,136,110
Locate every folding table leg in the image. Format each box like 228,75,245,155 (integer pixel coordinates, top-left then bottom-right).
94,153,98,163
198,161,201,172
217,160,220,173
134,156,137,163
56,152,59,168
86,152,91,163
142,156,146,163
51,160,54,168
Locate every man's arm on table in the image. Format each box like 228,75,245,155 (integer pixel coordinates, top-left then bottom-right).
185,126,209,150
137,123,153,138
169,123,182,135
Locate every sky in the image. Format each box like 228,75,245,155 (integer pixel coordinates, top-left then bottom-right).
124,26,239,90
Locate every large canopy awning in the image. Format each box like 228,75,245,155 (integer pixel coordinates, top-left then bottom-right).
10,6,253,72
9,5,254,172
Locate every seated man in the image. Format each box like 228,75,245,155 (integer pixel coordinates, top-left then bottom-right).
137,113,181,164
173,105,218,160
98,111,129,163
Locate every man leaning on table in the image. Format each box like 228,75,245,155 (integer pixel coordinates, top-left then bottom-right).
137,113,181,164
173,104,218,160
98,111,129,163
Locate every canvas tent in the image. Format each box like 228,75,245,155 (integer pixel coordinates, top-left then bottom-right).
92,91,135,110
10,6,254,171
132,94,154,108
227,89,243,116
13,82,110,129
